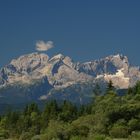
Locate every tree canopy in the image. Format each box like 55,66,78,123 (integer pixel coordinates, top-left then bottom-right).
0,81,140,139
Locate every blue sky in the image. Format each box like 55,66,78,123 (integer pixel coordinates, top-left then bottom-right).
0,0,140,67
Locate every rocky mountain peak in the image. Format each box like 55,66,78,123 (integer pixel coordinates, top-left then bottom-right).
0,52,139,90
49,53,74,68
76,54,130,77
10,52,49,73
0,52,140,104
106,54,129,66
49,53,65,62
11,52,49,65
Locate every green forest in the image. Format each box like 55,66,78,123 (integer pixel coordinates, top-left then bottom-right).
1,81,140,140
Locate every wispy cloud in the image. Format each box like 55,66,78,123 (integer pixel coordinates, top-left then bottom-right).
36,40,54,51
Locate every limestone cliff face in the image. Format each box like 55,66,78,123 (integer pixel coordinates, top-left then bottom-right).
0,53,140,103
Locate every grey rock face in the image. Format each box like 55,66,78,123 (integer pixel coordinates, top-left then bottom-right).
76,54,129,76
0,52,140,103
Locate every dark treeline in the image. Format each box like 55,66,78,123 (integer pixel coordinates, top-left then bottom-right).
0,81,140,140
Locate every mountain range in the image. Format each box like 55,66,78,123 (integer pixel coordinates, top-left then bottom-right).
0,52,140,104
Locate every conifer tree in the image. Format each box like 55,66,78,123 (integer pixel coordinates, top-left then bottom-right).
106,80,115,94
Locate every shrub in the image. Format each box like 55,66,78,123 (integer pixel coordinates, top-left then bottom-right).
88,134,106,140
129,131,140,139
31,135,41,140
0,129,9,139
19,132,33,140
70,135,86,140
109,125,129,138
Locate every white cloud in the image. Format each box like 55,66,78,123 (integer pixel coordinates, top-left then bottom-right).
36,40,54,51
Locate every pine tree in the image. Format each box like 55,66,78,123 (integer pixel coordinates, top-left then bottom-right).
106,80,115,94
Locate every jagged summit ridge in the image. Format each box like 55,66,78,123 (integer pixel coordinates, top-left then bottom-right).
0,52,140,104
10,52,49,71
76,54,129,77
0,53,91,88
0,53,139,90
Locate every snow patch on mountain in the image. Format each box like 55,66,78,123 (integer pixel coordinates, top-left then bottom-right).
104,68,130,89
0,52,140,104
0,52,139,91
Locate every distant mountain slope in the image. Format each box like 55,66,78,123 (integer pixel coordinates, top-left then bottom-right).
0,52,140,104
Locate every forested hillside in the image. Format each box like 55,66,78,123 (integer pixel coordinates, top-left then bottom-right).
0,81,140,140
